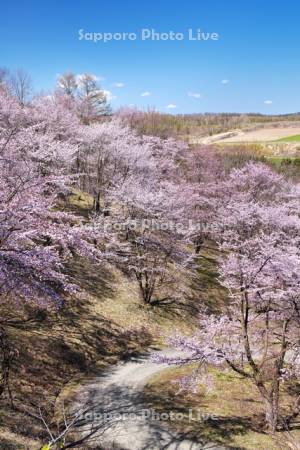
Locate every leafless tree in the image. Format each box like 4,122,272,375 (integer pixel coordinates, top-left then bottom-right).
57,72,78,97
35,400,127,449
0,67,9,87
9,69,32,105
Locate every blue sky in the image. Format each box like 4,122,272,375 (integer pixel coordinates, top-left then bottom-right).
1,0,300,114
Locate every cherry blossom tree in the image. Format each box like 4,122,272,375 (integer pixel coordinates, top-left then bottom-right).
0,87,104,304
75,119,154,212
180,146,225,254
74,119,190,214
111,226,193,306
89,174,195,306
82,128,196,306
0,87,103,397
155,162,300,433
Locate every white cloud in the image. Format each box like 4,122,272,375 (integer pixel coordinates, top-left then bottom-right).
141,91,151,97
187,91,202,99
264,100,273,105
112,82,125,88
221,79,229,84
103,90,117,101
166,103,177,109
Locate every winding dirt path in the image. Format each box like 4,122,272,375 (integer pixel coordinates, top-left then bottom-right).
75,349,225,450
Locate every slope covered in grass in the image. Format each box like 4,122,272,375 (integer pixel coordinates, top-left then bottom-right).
144,365,300,449
276,134,300,142
0,191,216,449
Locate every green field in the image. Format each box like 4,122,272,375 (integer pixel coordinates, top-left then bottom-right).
276,134,300,142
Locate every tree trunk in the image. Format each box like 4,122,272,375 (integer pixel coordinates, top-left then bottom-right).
0,326,14,404
264,398,279,433
93,191,101,212
140,281,152,305
137,274,154,305
194,237,204,254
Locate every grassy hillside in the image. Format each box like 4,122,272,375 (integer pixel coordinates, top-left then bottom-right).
119,109,300,140
1,165,298,450
0,192,215,449
277,134,300,142
144,365,300,449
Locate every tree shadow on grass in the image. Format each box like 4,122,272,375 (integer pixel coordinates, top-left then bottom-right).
64,257,116,301
186,254,228,315
142,387,255,449
75,368,250,450
145,296,199,322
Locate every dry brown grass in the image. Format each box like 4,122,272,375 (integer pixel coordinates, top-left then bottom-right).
144,364,300,450
0,250,203,448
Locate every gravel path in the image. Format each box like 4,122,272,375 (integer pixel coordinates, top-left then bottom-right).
74,349,226,450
